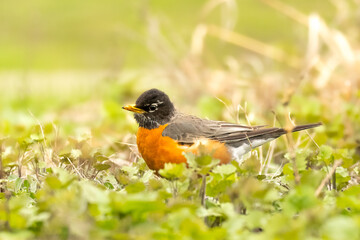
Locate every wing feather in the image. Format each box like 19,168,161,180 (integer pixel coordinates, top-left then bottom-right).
162,113,268,147
162,113,321,148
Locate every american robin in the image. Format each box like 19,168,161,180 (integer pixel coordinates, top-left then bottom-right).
123,89,321,171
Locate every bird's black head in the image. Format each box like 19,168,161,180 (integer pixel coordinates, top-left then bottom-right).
122,89,175,129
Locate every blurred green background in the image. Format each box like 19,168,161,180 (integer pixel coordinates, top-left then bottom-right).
1,1,360,238
0,0,337,70
1,0,359,146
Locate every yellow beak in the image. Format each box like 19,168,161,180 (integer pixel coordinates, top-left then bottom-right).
122,105,146,114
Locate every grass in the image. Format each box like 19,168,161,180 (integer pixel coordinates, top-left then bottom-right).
0,0,360,239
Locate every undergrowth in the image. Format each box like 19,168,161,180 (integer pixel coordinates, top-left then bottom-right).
1,0,360,239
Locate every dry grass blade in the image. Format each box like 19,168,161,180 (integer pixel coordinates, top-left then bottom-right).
206,25,300,67
65,156,85,179
315,160,343,197
260,0,308,25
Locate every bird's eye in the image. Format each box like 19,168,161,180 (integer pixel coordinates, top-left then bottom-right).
149,104,157,112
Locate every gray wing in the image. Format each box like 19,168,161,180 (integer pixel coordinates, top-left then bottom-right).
162,113,270,147
162,113,321,148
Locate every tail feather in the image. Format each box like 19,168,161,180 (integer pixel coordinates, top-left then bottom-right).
290,122,322,133
228,122,322,159
224,122,322,148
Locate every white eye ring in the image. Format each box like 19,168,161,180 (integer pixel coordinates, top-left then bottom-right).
148,104,158,112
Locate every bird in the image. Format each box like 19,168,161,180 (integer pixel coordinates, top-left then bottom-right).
123,88,321,171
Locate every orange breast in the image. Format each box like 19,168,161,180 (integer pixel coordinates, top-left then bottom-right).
136,125,231,171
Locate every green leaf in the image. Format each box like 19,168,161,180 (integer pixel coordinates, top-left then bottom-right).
81,181,109,204
93,151,109,162
104,182,114,189
321,216,360,240
159,163,186,180
121,165,139,176
212,164,237,176
282,185,319,215
185,152,220,175
30,134,44,142
317,145,334,164
125,181,146,193
334,148,354,168
0,231,34,239
299,169,324,188
283,163,294,176
335,167,351,190
45,176,62,189
337,185,360,211
9,213,27,229
257,175,266,180
15,177,23,193
18,137,34,150
94,163,111,171
284,149,310,172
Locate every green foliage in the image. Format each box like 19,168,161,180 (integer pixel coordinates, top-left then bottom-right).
0,144,359,238
1,110,359,239
1,0,360,239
